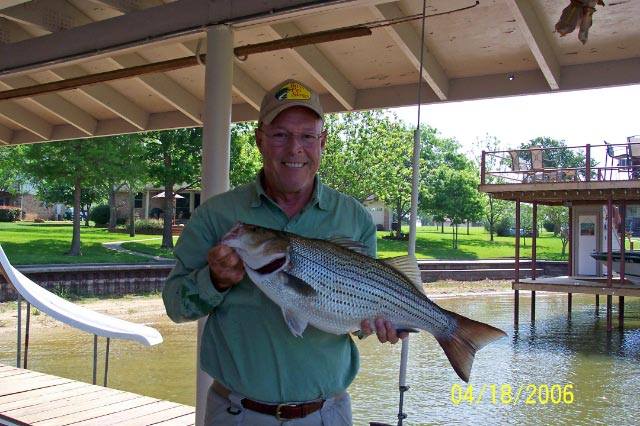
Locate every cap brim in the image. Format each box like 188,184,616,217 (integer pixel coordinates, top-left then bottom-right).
261,102,323,125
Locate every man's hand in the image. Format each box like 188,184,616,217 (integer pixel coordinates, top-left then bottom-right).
208,244,245,291
360,317,409,344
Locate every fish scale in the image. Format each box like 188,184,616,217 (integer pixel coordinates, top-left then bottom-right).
223,223,507,382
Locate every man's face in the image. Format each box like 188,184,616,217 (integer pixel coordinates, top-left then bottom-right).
256,106,326,196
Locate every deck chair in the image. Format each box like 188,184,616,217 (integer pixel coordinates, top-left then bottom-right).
509,150,526,182
530,147,548,182
0,244,162,384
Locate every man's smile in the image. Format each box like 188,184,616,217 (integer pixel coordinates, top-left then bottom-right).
283,162,307,168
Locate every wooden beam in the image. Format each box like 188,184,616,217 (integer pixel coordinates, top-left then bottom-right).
0,76,97,135
0,0,91,33
0,102,52,139
0,17,33,43
269,22,357,110
88,0,164,14
505,0,560,90
0,124,13,144
46,67,149,130
371,1,449,100
107,54,203,124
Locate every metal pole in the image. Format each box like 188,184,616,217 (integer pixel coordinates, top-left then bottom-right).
197,24,233,426
618,296,624,330
606,197,613,332
16,295,21,368
93,334,98,385
104,338,110,387
514,199,521,327
568,293,572,317
23,302,30,369
620,201,626,282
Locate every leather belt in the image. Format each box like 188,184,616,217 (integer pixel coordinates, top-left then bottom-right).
212,381,325,421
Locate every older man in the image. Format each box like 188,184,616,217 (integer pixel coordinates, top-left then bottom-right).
163,79,403,425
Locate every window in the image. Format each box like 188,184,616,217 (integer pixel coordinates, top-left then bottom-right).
134,192,143,208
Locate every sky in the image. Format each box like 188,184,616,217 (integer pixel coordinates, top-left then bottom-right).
391,84,640,160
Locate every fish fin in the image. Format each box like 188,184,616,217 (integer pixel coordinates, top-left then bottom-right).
327,237,369,255
435,310,507,382
281,307,308,337
282,272,317,297
382,255,425,295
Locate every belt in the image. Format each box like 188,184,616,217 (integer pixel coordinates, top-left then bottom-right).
212,381,325,421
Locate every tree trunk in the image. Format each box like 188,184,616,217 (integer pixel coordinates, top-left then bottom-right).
467,220,470,235
441,221,444,233
395,201,402,239
69,176,82,256
161,182,175,249
128,189,136,237
108,187,117,231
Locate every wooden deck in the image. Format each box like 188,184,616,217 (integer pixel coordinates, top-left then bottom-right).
514,276,640,297
0,364,194,426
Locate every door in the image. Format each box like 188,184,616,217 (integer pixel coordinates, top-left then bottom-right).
578,215,597,275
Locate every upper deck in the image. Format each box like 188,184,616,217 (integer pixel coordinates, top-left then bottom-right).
479,139,640,205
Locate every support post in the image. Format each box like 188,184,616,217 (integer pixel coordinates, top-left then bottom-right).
585,144,591,182
92,334,98,385
568,293,572,317
104,337,110,387
620,201,626,282
480,150,486,185
532,202,537,280
619,296,624,330
197,24,233,426
606,295,612,332
531,290,536,323
16,295,21,368
144,190,150,219
23,302,30,369
568,206,573,276
606,197,613,332
514,199,521,326
595,294,600,315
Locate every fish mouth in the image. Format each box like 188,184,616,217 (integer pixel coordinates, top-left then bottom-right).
254,256,287,274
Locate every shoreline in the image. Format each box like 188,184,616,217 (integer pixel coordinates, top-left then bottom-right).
0,280,514,335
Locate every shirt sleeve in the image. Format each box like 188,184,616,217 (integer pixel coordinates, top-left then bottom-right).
162,204,228,323
359,205,378,258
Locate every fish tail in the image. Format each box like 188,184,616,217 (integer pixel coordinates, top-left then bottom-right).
434,310,506,382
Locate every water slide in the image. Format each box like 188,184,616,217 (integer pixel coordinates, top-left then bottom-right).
0,244,162,346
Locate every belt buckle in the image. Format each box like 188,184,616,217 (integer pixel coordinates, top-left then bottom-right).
276,403,297,421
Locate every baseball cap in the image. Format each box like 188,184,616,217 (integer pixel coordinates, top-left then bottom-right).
259,79,323,125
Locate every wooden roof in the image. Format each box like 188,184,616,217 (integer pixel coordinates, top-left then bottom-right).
0,0,639,146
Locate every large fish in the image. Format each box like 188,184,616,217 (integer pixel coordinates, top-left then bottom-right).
222,223,506,382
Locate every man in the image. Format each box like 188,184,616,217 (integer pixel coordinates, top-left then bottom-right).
163,79,404,425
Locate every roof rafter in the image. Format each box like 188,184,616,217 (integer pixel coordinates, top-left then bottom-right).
505,0,560,90
179,40,265,111
88,0,165,14
268,22,357,110
107,53,203,124
0,124,12,144
371,1,449,101
0,0,91,33
0,76,97,135
0,102,52,140
45,66,149,130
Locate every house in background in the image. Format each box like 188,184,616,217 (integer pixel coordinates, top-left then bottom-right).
363,196,392,231
115,185,201,223
0,184,65,221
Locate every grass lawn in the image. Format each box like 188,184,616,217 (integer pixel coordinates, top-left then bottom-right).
120,240,176,259
0,222,164,265
377,225,567,260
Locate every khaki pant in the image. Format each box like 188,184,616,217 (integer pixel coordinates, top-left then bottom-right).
204,385,352,426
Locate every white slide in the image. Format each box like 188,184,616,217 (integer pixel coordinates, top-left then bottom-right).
0,244,162,346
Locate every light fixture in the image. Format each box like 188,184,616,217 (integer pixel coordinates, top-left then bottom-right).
507,73,515,81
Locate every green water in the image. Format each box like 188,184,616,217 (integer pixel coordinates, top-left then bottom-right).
1,294,639,425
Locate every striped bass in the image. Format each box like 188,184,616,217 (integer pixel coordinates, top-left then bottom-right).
222,222,506,382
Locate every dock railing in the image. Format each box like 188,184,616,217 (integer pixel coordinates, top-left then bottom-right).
481,141,640,185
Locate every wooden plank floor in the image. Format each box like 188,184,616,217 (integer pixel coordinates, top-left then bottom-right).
0,364,194,426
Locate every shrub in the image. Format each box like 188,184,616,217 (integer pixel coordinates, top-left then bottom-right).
543,221,555,233
495,216,514,237
0,207,21,222
89,204,110,225
135,219,164,234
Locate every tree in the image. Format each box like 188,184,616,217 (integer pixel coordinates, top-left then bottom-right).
144,128,202,249
0,146,30,218
423,166,484,248
475,134,511,241
230,122,262,188
23,140,105,255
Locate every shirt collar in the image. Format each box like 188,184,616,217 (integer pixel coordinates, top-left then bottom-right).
250,170,328,211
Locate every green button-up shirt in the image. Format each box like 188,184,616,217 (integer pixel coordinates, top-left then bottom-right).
162,173,376,403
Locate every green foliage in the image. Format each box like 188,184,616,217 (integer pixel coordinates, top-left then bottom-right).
0,145,29,195
134,219,164,234
543,221,556,232
495,216,514,237
230,122,262,187
89,204,110,225
0,207,21,222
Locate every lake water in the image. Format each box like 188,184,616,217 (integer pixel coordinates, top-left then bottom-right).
1,293,639,425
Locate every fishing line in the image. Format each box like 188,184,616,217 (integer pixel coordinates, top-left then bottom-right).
398,0,428,423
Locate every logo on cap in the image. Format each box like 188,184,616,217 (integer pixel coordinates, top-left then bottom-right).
274,82,311,101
